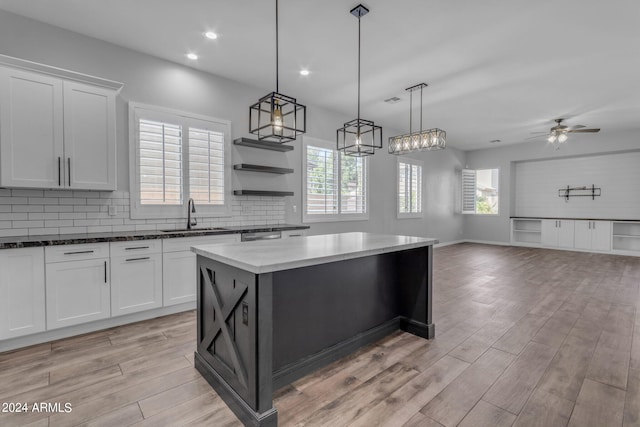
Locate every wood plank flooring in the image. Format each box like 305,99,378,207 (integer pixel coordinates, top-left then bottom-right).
0,243,639,426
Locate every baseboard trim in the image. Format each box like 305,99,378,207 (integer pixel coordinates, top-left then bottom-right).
195,353,278,427
0,302,195,352
463,239,512,246
434,240,465,248
272,317,403,389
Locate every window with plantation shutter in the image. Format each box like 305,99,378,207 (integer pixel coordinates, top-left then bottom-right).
397,158,423,218
303,137,369,222
129,103,231,219
462,168,499,215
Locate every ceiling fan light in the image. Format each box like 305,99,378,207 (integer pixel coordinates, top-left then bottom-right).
558,133,568,143
547,134,557,143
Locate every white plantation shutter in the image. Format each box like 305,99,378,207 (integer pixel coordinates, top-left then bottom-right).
398,159,423,216
305,145,338,214
340,154,366,214
188,128,225,205
130,103,231,219
462,168,477,214
138,119,182,205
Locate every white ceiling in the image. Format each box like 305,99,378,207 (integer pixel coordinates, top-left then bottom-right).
0,0,638,150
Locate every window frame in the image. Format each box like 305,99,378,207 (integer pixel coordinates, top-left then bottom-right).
302,136,369,223
128,102,232,220
397,157,424,219
462,167,500,216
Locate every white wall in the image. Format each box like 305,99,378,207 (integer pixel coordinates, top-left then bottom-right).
515,152,640,219
0,10,465,242
464,130,640,243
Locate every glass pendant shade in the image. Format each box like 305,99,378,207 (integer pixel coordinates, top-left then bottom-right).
337,118,383,157
557,133,568,143
249,92,306,143
388,83,446,155
248,0,306,143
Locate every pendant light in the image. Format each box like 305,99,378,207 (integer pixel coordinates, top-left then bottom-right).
249,0,306,143
337,4,382,157
388,83,446,155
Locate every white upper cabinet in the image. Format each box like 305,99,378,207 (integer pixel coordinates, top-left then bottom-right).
0,56,121,190
0,67,64,188
63,81,116,190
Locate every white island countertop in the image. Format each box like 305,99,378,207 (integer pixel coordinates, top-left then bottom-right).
191,232,437,274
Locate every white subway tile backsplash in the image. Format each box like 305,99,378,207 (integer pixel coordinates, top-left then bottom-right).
0,190,286,237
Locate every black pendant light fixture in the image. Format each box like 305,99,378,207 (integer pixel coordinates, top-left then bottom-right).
388,83,446,154
249,0,306,143
337,4,382,157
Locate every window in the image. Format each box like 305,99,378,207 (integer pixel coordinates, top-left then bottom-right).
462,168,499,215
129,103,231,219
397,158,423,218
303,137,368,222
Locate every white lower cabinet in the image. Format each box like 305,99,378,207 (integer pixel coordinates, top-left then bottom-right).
0,247,46,340
574,220,611,252
282,229,308,238
541,219,574,248
162,235,239,306
110,240,162,316
45,244,110,330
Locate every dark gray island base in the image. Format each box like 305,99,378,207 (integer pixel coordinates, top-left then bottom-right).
192,233,436,426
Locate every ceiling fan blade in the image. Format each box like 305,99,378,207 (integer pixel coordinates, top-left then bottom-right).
569,125,586,130
568,128,600,133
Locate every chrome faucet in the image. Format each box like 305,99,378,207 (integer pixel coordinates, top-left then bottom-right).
187,198,197,230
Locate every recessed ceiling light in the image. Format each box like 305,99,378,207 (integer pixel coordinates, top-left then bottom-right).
300,69,310,76
187,53,198,60
204,31,218,40
490,139,501,143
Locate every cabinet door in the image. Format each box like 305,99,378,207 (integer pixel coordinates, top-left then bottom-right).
557,220,575,248
63,81,116,190
46,259,110,329
541,220,558,247
591,221,611,252
0,67,64,188
111,254,162,316
0,247,45,340
162,251,196,306
574,220,592,250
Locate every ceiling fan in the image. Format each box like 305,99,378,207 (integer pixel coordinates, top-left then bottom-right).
528,118,600,145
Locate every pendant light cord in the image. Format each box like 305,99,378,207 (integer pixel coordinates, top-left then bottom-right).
275,0,279,92
409,88,413,134
420,84,423,132
357,15,361,121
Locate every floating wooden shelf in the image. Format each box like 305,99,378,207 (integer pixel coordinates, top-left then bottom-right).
233,137,294,152
233,164,293,174
234,190,294,197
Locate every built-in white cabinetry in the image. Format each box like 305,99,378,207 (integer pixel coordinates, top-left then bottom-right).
0,247,45,340
511,219,542,246
162,234,239,306
574,220,611,252
612,222,640,255
110,240,162,316
541,219,574,248
0,58,120,190
45,243,110,330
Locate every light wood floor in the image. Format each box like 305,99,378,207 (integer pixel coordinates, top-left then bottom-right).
1,243,639,426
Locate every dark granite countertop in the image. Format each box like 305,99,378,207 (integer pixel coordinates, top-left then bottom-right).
0,224,310,249
511,217,640,222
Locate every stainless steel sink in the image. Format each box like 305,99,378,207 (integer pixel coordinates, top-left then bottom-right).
160,227,229,233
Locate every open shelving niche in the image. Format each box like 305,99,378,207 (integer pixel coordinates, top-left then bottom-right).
232,137,294,197
511,218,542,245
612,221,640,253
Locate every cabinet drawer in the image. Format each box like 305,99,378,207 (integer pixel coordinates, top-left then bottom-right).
45,242,109,263
110,239,161,257
162,234,239,253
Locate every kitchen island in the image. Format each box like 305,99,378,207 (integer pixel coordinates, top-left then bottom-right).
191,232,436,426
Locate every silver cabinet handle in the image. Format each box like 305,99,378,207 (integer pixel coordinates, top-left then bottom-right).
64,250,94,255
125,246,150,250
126,257,150,262
68,158,71,187
104,261,107,283
58,157,61,186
